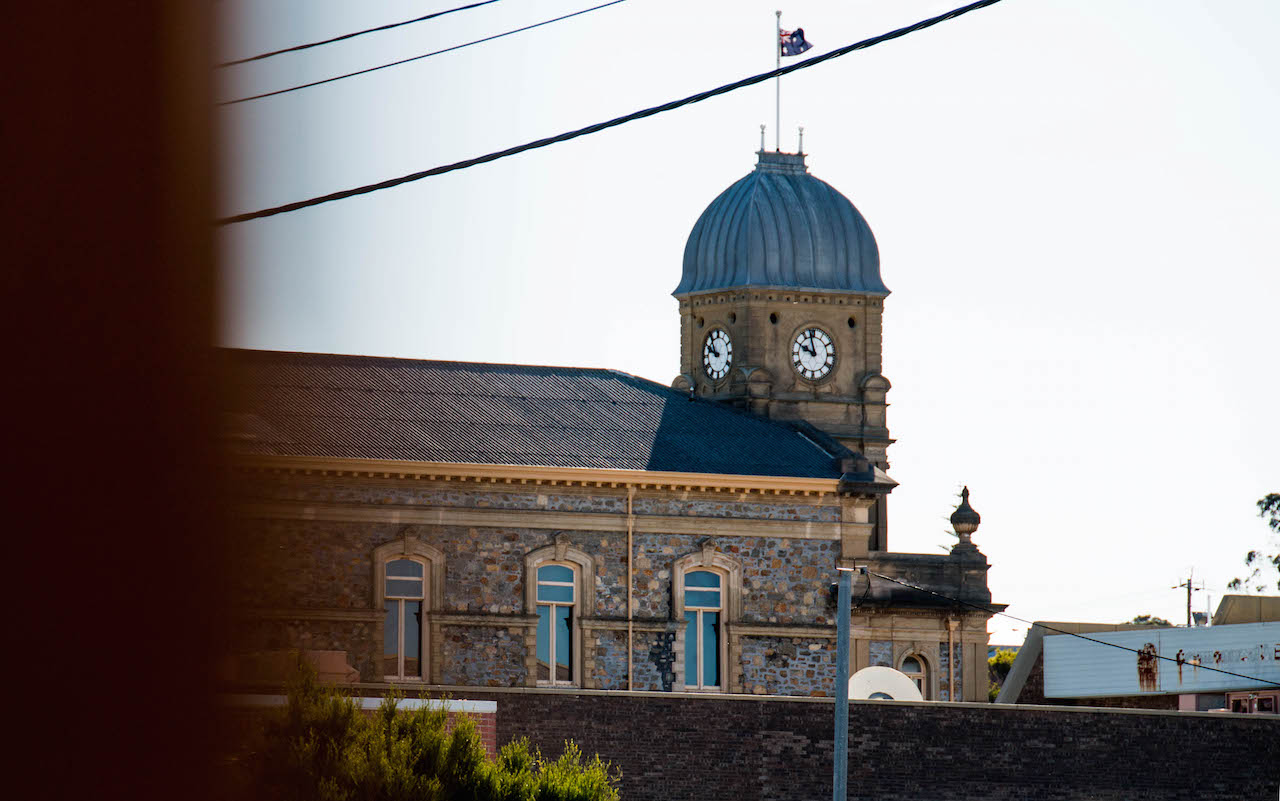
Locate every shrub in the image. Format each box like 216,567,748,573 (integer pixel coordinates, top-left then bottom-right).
230,662,619,801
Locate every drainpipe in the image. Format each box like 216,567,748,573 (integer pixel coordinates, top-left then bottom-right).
627,486,635,690
946,617,958,701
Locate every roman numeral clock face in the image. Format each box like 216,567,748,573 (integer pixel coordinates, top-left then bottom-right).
792,327,835,380
701,328,732,381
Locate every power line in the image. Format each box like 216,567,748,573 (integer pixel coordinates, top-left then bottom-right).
864,570,1280,688
219,0,628,106
217,0,1008,225
218,0,505,67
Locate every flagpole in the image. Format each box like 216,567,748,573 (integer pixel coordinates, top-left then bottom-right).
775,10,781,151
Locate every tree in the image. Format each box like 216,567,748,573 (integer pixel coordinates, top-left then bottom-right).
1227,493,1280,594
1126,615,1172,627
987,648,1018,702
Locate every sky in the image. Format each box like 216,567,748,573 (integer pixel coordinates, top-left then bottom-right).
218,0,1280,644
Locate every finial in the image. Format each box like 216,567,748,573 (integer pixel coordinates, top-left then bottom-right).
949,485,981,552
760,124,766,152
798,125,804,154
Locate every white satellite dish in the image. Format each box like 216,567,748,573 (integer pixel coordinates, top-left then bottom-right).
849,666,923,701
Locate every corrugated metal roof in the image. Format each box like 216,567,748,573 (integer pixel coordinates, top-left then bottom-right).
223,349,847,478
1043,622,1280,697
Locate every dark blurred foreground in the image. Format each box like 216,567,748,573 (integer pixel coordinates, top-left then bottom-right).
4,5,225,799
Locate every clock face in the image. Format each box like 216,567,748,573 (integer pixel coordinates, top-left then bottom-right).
701,328,733,381
792,327,835,380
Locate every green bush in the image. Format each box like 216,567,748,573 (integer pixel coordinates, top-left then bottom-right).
230,664,619,801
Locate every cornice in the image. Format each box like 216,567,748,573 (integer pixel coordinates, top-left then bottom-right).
232,501,844,540
230,454,841,497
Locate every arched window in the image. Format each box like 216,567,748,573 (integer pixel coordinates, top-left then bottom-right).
673,543,741,692
683,570,722,690
900,654,928,698
535,564,576,685
373,538,445,683
524,536,595,688
383,558,426,679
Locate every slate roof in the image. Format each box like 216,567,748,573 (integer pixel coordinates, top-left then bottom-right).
224,349,850,479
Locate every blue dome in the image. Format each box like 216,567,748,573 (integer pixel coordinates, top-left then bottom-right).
675,151,887,297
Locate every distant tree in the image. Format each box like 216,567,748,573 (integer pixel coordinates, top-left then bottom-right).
1227,493,1280,594
987,648,1018,702
1126,614,1173,627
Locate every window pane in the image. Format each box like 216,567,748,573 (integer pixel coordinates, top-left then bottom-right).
538,564,574,583
386,578,423,598
536,584,574,603
386,559,423,578
686,570,721,588
684,589,721,608
403,601,422,678
554,606,573,682
536,605,551,681
902,656,921,673
684,611,698,686
383,601,400,676
703,611,719,687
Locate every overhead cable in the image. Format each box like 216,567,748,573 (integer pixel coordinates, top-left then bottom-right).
219,0,505,67
864,570,1280,688
220,0,628,106
217,0,1007,224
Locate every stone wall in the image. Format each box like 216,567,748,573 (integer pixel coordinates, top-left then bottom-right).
740,635,837,696
439,625,526,687
229,471,993,697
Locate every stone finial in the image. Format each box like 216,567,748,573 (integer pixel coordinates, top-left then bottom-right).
950,486,981,551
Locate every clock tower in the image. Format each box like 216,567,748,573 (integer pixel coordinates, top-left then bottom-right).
672,148,893,543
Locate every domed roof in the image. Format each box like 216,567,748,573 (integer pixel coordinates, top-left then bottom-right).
675,151,887,297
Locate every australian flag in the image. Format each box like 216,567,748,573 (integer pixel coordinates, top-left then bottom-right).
780,28,812,57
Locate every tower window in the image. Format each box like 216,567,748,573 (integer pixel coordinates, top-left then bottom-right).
697,316,704,328
727,312,736,324
769,313,778,324
848,316,856,329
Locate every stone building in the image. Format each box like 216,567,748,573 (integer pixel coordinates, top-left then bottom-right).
224,147,1000,701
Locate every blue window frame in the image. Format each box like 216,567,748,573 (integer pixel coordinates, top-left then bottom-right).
535,564,576,685
684,570,722,689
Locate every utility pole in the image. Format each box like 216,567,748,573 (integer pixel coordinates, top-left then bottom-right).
833,565,855,801
1171,570,1205,626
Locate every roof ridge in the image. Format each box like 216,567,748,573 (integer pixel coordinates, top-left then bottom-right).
224,347,639,375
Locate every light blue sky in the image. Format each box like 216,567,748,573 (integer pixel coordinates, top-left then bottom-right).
219,0,1280,642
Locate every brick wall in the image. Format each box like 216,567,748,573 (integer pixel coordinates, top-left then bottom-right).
437,688,1279,801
